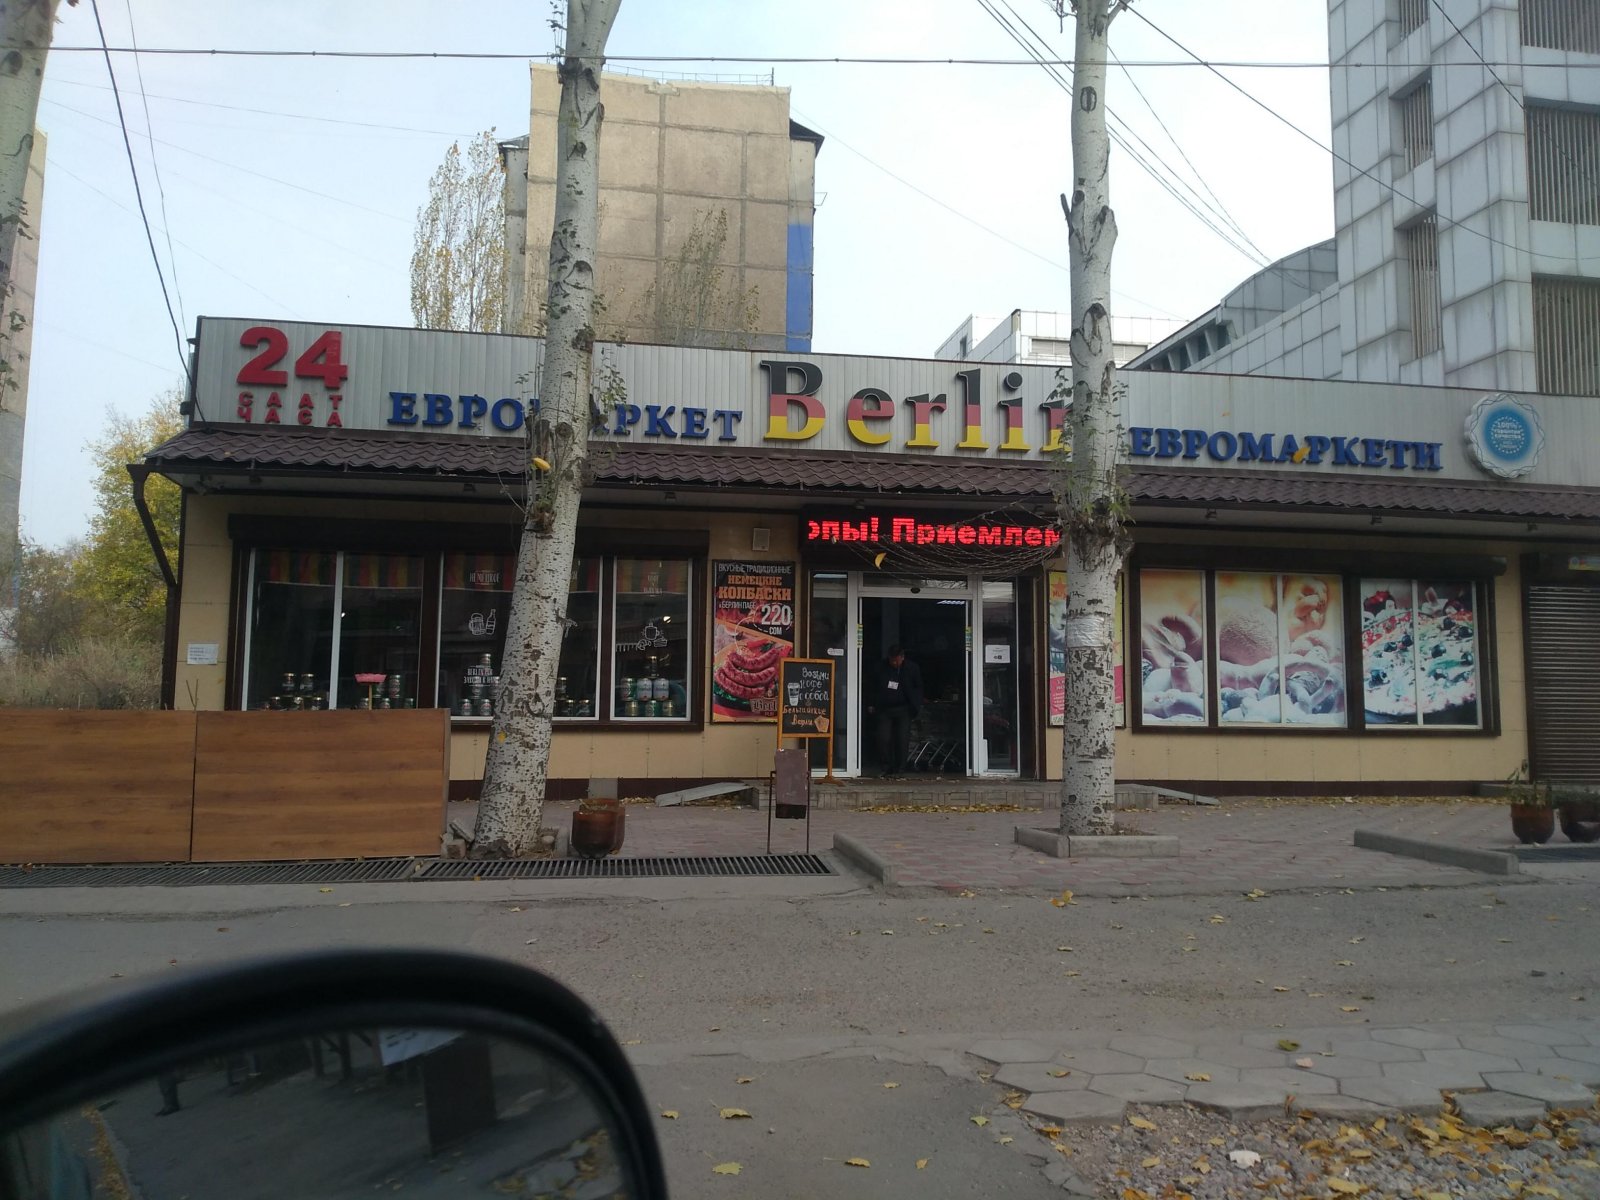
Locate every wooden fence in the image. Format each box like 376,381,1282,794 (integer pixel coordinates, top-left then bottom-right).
1,709,448,864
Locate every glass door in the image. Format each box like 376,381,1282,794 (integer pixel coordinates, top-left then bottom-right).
856,579,972,777
977,580,1020,774
807,573,850,773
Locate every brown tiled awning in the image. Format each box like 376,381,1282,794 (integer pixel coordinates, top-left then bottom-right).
144,425,1600,523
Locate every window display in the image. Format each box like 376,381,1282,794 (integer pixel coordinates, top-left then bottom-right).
1361,578,1481,727
612,558,691,719
1139,568,1208,725
336,554,423,709
245,550,336,710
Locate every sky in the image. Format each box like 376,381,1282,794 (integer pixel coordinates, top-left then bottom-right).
18,0,1335,547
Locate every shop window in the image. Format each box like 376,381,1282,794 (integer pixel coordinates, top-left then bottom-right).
1360,579,1481,727
335,554,424,709
610,558,692,719
559,558,602,717
1138,569,1209,725
1215,573,1347,726
245,550,336,710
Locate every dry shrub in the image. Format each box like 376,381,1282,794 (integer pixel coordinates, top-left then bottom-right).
0,635,162,710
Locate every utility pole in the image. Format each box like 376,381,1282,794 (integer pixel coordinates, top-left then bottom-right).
1058,0,1129,837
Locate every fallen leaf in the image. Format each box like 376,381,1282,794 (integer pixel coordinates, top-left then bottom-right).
1209,915,1227,924
1059,889,1075,904
508,906,522,913
1128,1115,1158,1131
1348,936,1363,943
736,1076,754,1084
1326,1179,1364,1195
1273,986,1290,993
1065,970,1081,977
1228,1149,1261,1169
1185,1072,1211,1082
319,887,333,893
1341,1005,1362,1013
1141,1156,1161,1168
338,902,351,907
1049,1069,1071,1078
1277,1039,1301,1051
1244,888,1267,900
916,1158,929,1169
711,1162,741,1176
708,1026,721,1032
999,1136,1014,1145
1056,945,1074,952
1336,960,1355,967
719,1108,751,1120
621,1039,642,1046
660,1110,678,1119
883,1082,899,1089
881,929,894,935
1295,1057,1316,1069
1121,1189,1152,1200
971,1116,989,1126
844,1157,871,1168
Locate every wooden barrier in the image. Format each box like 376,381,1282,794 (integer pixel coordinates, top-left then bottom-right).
0,711,197,863
191,709,448,862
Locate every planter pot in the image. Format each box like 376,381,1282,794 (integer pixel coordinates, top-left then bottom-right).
1510,804,1555,845
571,809,618,859
1559,800,1600,844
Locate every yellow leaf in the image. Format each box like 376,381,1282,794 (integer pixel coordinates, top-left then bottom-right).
1037,1125,1062,1136
1372,1118,1387,1132
1122,1189,1152,1200
1142,1156,1162,1168
1065,970,1081,977
1336,960,1355,967
999,1136,1014,1145
872,551,887,568
1185,1072,1211,1082
660,1110,678,1119
1277,1040,1301,1051
1057,946,1074,952
1050,898,1065,908
1128,1115,1158,1131
1059,889,1075,904
971,1116,989,1126
1341,1006,1361,1013
1209,915,1227,924
711,1162,741,1176
736,1076,754,1084
1326,1179,1364,1195
844,1157,871,1168
719,1108,751,1120
883,1082,899,1089
1525,1188,1562,1198
318,887,334,894
532,456,552,472
1049,1069,1071,1078
1273,986,1289,993
1346,1148,1373,1159
916,1158,929,1169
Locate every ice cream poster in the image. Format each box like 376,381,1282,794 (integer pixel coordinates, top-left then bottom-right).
711,561,795,722
1139,569,1208,724
1214,573,1346,725
1048,571,1125,728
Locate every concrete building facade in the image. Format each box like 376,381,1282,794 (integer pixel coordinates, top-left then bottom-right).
1131,0,1600,397
501,67,820,353
934,310,1180,369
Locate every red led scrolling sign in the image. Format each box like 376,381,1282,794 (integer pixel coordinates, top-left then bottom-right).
804,514,1061,551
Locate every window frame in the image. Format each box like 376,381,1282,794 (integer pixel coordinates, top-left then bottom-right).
1129,546,1502,737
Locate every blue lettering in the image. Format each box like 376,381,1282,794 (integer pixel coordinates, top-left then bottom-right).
682,407,709,439
613,404,642,436
489,398,524,431
1154,427,1182,459
645,405,678,437
1181,429,1207,459
1362,437,1388,468
387,392,418,426
1385,439,1410,469
1206,431,1237,461
458,394,488,429
712,409,743,441
1415,441,1443,470
1276,434,1302,463
1303,435,1331,464
1237,432,1275,462
1331,437,1362,467
423,393,453,426
1129,426,1155,457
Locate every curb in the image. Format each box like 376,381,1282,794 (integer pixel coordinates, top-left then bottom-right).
831,832,896,886
1015,826,1182,858
1353,829,1519,875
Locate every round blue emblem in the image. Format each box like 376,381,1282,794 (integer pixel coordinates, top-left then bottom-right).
1466,394,1543,479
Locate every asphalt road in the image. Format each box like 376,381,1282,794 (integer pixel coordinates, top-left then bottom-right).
3,873,1599,1197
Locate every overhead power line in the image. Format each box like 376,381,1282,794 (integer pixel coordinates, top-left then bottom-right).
88,0,192,396
123,0,185,335
18,45,1600,68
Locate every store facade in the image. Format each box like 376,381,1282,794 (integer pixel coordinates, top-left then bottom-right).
142,318,1600,799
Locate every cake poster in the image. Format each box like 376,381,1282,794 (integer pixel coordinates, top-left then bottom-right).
711,561,795,722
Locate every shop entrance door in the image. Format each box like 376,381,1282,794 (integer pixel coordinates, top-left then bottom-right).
860,593,969,776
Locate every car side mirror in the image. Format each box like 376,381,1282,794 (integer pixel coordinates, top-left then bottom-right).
0,949,668,1200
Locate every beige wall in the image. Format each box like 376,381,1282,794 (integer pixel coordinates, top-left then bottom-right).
517,67,807,350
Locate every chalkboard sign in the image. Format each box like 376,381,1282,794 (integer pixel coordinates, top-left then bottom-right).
778,658,834,739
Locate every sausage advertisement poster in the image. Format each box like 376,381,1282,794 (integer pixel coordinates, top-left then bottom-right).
710,561,795,722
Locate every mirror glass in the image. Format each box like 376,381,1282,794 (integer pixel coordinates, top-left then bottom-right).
0,1028,629,1200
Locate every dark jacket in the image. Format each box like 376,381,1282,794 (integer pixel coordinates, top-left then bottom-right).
874,657,924,715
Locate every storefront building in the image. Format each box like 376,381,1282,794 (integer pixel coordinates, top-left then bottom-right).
140,317,1600,800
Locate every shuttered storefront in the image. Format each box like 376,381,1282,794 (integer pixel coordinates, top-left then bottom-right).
1527,584,1600,783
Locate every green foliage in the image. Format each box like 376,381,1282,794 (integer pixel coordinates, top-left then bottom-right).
1,538,89,656
632,208,761,349
75,390,182,645
0,633,162,709
411,131,507,333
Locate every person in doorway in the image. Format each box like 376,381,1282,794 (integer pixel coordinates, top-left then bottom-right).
868,644,923,778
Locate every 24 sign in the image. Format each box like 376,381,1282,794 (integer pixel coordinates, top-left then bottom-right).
235,326,348,427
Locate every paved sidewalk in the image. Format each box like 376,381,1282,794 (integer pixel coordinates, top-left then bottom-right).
513,797,1516,894
961,1016,1600,1128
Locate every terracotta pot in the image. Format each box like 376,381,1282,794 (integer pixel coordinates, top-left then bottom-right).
1510,803,1555,845
571,809,618,859
1559,800,1600,844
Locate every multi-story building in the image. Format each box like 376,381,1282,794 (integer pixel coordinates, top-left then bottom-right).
934,310,1180,368
500,67,821,353
1130,0,1600,397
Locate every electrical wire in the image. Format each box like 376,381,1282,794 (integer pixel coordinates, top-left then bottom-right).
1127,5,1595,266
123,0,185,334
88,0,192,400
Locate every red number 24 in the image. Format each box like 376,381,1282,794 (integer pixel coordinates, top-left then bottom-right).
236,326,348,389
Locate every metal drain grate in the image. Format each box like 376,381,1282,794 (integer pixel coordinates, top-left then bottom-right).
0,854,832,888
417,854,832,881
1513,845,1600,863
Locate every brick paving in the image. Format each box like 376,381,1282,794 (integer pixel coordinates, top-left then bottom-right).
494,795,1514,894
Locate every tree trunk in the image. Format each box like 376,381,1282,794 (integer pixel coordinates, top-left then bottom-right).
0,0,54,354
474,0,621,858
1059,0,1125,837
